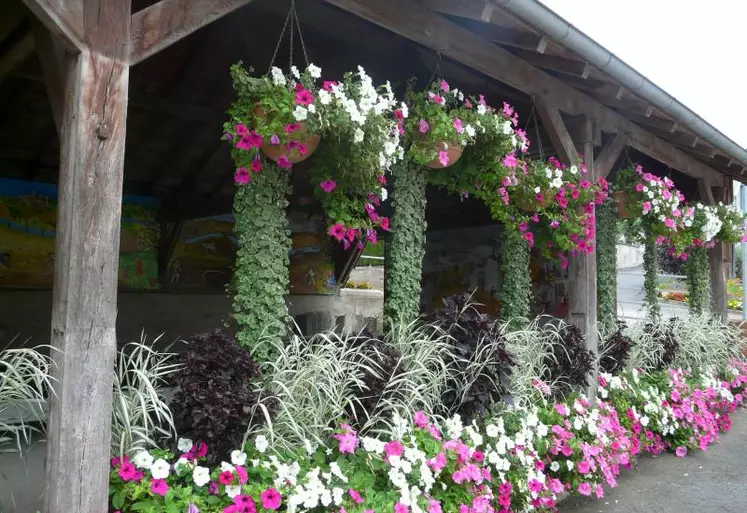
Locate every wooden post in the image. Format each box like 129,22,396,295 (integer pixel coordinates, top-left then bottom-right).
38,1,131,512
698,178,728,320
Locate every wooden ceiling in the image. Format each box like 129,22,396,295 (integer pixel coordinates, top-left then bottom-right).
0,0,730,226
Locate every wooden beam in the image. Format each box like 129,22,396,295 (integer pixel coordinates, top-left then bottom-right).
130,0,255,64
322,0,724,182
534,95,579,164
594,133,627,178
507,47,590,78
0,23,35,83
30,18,66,133
618,111,677,132
474,24,544,51
45,1,131,512
21,0,83,52
419,0,497,21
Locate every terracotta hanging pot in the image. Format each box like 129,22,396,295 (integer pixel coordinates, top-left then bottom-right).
426,141,464,169
613,190,632,218
254,105,321,164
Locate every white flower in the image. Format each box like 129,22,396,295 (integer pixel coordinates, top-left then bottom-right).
536,423,548,437
226,485,241,498
599,388,609,399
502,121,513,135
486,424,500,438
290,65,300,79
255,434,269,453
332,487,344,505
465,124,476,137
566,460,574,471
308,103,316,114
445,415,464,439
640,416,650,427
177,438,193,453
550,461,560,472
231,450,247,466
132,450,154,470
293,105,308,121
361,436,386,454
569,166,578,175
545,168,553,180
354,128,365,143
573,417,584,430
381,187,388,201
175,457,191,471
221,461,236,473
534,186,541,194
193,466,211,487
551,177,564,189
319,89,331,105
307,63,322,78
477,104,487,115
400,102,409,118
150,458,170,479
271,67,287,86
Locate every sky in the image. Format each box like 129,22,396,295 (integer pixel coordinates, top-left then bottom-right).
538,0,747,149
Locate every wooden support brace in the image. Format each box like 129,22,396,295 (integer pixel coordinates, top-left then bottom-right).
698,178,728,320
534,95,579,164
30,18,66,134
594,133,627,178
21,0,84,52
130,0,256,64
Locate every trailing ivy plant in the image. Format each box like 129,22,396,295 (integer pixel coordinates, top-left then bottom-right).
501,228,531,323
685,245,711,315
232,167,292,360
384,159,428,325
596,200,618,333
643,233,661,321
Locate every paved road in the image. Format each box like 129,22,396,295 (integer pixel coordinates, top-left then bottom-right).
617,267,690,322
560,408,747,513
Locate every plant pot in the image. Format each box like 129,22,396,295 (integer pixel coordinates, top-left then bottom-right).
613,191,632,218
255,105,321,164
426,141,463,169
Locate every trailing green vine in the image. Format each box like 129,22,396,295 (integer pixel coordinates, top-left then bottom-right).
501,228,531,323
685,245,711,315
643,233,661,321
596,200,618,334
232,166,291,361
384,160,428,326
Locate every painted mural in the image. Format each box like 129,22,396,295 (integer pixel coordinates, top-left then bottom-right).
0,178,160,289
165,213,336,295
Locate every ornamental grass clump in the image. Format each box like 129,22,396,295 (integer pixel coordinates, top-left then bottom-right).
670,315,745,372
626,319,680,372
171,331,266,464
112,335,182,457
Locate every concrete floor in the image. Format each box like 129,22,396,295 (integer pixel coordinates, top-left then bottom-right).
560,408,747,513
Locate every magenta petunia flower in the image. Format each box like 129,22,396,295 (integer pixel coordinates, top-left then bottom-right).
234,167,251,185
261,488,282,510
440,80,450,92
438,150,450,167
119,462,136,482
235,124,249,135
413,411,429,428
366,229,378,244
296,88,314,106
503,153,518,168
319,179,337,193
251,160,262,173
394,503,409,513
349,489,364,504
323,80,337,91
419,118,430,134
453,118,464,134
219,470,234,485
578,482,592,496
329,223,346,241
285,123,301,134
277,156,292,170
151,478,169,497
675,446,688,458
270,134,280,145
379,216,390,231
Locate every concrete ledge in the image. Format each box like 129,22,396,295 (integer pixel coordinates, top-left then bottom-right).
340,288,384,298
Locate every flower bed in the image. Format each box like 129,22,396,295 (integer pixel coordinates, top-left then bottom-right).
109,361,747,513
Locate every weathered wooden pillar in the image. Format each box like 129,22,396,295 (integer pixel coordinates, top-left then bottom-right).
29,1,131,512
698,178,728,320
537,97,599,391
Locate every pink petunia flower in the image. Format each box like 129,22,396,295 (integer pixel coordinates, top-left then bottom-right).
419,119,430,134
251,160,262,173
219,471,234,485
277,156,292,170
438,151,450,167
384,440,404,460
261,488,282,510
234,167,251,185
395,503,409,513
235,124,249,135
296,88,314,106
578,482,592,496
414,411,429,428
119,462,137,482
503,153,518,168
441,80,450,92
151,478,169,497
454,118,464,134
379,216,390,231
349,489,364,504
320,179,337,193
675,446,688,458
329,223,346,241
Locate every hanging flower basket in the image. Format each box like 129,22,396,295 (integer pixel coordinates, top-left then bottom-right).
254,105,321,164
613,190,632,218
426,141,463,169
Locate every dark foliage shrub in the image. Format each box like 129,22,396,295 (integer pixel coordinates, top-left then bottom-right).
546,323,595,397
658,245,686,275
600,321,635,375
425,293,514,420
171,330,267,463
644,318,680,370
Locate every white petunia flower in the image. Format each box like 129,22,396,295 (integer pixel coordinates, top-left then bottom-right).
354,128,365,143
308,103,316,114
271,67,287,86
177,438,193,453
221,461,236,473
226,485,241,498
255,434,269,453
293,106,308,121
567,460,574,471
536,423,548,437
465,124,476,137
569,166,578,175
381,187,388,201
332,487,344,505
640,416,650,427
486,424,500,438
477,104,487,115
290,65,300,79
231,450,247,466
318,89,331,105
150,458,170,479
550,461,560,472
307,63,322,78
132,450,154,470
193,466,211,487
502,121,513,135
175,457,191,471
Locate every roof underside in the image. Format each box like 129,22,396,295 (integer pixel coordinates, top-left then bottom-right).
0,0,740,224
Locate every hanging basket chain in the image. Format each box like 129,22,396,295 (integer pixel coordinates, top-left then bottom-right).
267,0,310,73
525,99,545,161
